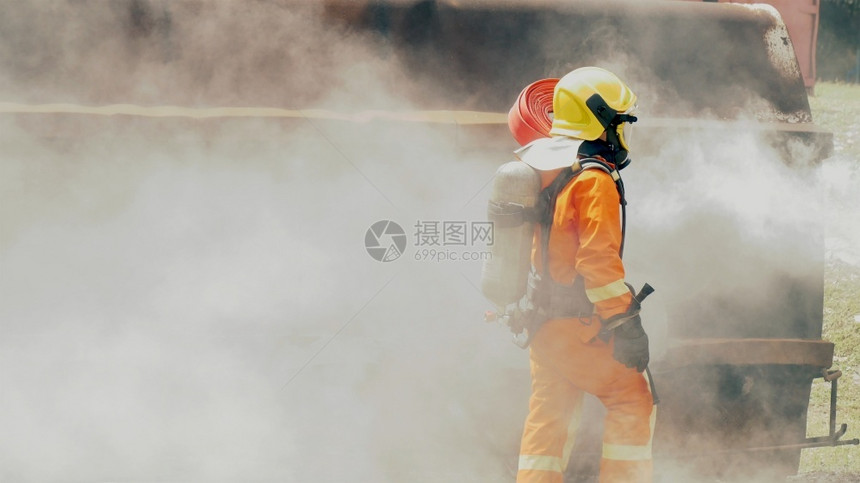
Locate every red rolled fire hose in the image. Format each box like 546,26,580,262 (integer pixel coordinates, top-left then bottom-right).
507,77,558,146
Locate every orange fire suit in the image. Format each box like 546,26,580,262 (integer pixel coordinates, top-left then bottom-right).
516,165,655,483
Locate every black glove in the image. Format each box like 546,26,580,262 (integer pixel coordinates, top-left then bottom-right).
612,314,649,372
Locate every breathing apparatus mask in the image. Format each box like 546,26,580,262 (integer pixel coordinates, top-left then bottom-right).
585,93,638,169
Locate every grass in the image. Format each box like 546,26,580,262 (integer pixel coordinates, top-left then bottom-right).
798,82,860,476
809,82,860,161
800,262,860,475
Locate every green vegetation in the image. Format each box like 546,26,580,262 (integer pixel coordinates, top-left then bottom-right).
800,262,860,475
799,82,860,476
809,82,860,161
817,0,860,83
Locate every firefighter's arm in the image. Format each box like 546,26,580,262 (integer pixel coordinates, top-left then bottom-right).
570,171,649,371
568,170,632,319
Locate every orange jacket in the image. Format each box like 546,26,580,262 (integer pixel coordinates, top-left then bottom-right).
533,165,633,322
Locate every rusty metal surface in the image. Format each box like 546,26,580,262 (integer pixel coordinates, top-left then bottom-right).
663,339,833,368
652,361,823,480
679,0,821,90
318,0,811,121
0,0,813,122
659,338,835,368
643,338,836,478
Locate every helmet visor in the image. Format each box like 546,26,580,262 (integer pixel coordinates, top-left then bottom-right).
616,105,638,151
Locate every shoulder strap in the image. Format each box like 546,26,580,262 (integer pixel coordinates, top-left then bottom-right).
537,157,627,279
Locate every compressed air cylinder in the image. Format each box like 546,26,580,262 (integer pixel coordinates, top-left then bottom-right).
481,161,542,308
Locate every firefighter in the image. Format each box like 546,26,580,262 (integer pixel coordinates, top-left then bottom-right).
513,67,655,483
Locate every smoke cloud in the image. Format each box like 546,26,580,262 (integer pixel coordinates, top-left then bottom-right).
1,1,856,482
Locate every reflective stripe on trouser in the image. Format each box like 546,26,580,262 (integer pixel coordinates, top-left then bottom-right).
599,390,656,483
517,369,584,483
517,318,654,483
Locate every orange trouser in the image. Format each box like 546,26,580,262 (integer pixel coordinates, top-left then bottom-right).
516,318,655,483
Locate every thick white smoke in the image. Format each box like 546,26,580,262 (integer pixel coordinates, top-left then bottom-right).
0,3,520,480
821,155,860,267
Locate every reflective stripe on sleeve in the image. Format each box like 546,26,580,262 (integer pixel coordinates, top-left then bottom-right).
602,442,652,461
585,279,629,303
519,454,564,473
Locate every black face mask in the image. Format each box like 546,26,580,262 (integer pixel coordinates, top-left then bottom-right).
584,93,636,170
604,126,631,170
578,137,630,170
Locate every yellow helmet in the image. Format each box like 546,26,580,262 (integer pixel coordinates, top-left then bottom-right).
550,67,637,150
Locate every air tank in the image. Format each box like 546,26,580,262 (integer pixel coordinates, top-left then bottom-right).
481,160,541,308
